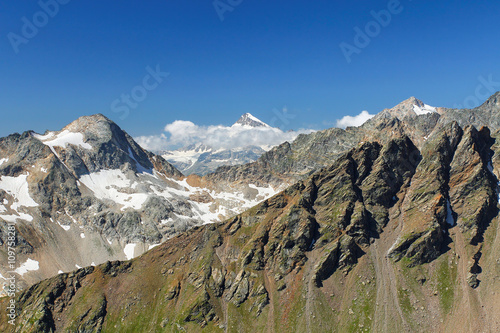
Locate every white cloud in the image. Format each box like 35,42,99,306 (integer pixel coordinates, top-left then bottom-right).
135,120,315,152
335,110,375,129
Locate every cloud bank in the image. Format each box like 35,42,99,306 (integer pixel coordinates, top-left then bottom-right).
135,120,315,152
335,110,375,129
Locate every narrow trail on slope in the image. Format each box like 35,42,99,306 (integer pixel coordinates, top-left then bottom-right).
447,228,489,333
371,217,410,333
371,241,389,332
486,214,500,331
214,247,230,333
263,270,276,333
303,253,317,333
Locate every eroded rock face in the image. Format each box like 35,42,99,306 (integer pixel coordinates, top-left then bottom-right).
388,123,499,266
387,123,463,265
449,126,498,244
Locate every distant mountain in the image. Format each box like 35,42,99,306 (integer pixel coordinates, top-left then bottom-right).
162,113,275,175
232,112,271,127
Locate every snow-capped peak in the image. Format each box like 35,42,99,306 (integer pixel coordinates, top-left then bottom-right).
233,113,270,128
413,103,437,116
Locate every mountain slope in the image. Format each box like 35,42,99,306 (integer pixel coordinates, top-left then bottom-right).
0,115,279,291
3,124,499,332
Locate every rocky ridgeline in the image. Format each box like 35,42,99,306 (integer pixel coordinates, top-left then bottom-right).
205,92,500,189
3,123,498,332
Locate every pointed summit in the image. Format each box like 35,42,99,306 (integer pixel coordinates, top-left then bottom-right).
233,113,270,128
479,91,500,108
377,97,438,119
400,96,424,107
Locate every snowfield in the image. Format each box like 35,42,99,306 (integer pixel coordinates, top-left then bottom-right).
78,167,281,224
413,103,437,115
0,173,38,222
34,130,92,150
15,259,40,276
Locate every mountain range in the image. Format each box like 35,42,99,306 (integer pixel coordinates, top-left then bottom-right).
160,113,280,176
0,115,280,291
0,92,500,332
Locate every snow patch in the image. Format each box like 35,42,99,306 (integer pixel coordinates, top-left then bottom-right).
79,169,149,210
233,113,270,128
34,130,92,150
163,150,203,169
446,200,455,226
128,146,150,173
248,184,277,200
58,222,70,231
0,174,37,221
80,233,86,239
247,113,267,125
148,243,160,250
0,174,39,210
14,259,39,276
75,264,82,269
58,270,64,274
413,104,437,115
0,212,34,222
124,243,136,260
487,161,494,174
387,238,400,255
0,158,8,166
67,214,78,224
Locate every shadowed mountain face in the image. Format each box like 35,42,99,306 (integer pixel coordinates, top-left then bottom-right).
3,123,499,333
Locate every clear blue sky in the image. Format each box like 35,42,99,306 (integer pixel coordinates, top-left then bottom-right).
1,0,499,137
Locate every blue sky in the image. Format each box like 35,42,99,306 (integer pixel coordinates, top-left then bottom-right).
1,0,500,138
